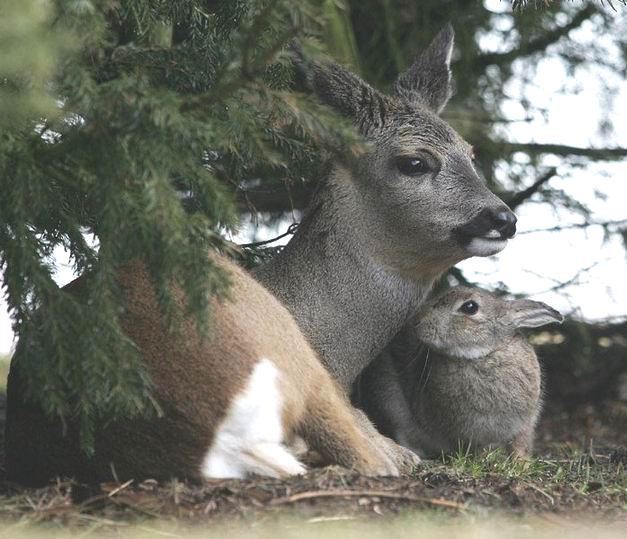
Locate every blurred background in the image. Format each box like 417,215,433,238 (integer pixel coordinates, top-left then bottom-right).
0,0,626,446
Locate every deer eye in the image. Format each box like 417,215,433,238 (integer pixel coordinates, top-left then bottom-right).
396,157,429,176
459,300,479,315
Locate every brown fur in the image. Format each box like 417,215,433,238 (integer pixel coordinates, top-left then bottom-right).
6,256,395,485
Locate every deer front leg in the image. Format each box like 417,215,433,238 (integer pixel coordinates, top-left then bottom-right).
351,407,422,474
300,388,401,476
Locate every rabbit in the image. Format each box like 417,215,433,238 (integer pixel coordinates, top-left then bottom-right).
355,286,563,458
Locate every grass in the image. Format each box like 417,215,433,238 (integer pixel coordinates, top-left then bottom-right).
442,446,627,495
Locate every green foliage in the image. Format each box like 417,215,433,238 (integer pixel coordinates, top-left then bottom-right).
0,0,72,126
0,0,359,451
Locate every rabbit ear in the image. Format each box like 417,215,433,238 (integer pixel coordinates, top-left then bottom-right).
507,299,564,329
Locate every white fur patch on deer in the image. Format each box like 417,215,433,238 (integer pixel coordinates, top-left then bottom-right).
465,236,508,257
200,358,305,479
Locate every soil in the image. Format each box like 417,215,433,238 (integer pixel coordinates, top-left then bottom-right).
0,392,626,530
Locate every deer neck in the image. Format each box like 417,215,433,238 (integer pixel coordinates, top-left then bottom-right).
255,166,435,392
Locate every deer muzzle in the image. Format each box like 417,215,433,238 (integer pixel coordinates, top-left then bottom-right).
453,206,517,257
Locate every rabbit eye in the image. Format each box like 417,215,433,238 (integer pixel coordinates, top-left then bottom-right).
459,300,479,315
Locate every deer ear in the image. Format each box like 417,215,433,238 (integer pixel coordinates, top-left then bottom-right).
292,45,390,133
507,299,564,329
393,24,454,113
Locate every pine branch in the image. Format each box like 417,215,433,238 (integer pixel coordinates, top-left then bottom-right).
475,5,597,68
1,0,340,451
511,0,552,8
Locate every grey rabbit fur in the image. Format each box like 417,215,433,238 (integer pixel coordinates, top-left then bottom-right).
355,286,563,458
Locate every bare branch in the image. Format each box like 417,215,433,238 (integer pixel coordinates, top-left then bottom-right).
500,142,627,160
232,145,624,215
477,5,597,68
526,261,600,295
519,219,627,235
513,0,626,11
508,167,557,209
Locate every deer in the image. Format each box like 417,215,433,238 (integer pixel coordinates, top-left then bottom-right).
5,25,517,483
6,256,399,484
355,287,563,458
255,25,516,465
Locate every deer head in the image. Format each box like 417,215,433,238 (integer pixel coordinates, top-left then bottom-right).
302,25,517,280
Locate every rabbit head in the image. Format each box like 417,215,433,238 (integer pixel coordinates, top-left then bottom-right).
415,286,563,360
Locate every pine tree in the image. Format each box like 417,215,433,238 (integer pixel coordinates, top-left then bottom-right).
0,0,357,450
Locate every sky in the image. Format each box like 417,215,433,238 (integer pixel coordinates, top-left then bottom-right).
1,2,626,355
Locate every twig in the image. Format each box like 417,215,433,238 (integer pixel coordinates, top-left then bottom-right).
526,261,600,295
239,223,299,248
526,483,555,505
508,167,557,210
106,479,134,497
268,489,466,510
518,219,627,235
307,515,356,523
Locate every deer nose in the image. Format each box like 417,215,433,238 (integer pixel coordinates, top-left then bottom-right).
490,209,517,239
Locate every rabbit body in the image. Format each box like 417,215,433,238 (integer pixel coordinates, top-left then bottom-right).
409,337,541,457
355,286,562,458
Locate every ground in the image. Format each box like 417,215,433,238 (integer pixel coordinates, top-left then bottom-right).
0,351,626,535
0,390,626,536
